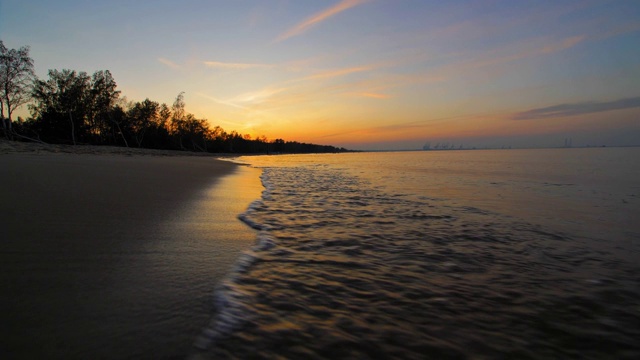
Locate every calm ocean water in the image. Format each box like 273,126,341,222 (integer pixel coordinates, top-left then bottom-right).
194,148,639,359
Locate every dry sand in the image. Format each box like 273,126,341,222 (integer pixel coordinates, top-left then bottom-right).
0,140,263,358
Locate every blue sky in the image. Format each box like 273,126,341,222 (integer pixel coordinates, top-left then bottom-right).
1,0,639,149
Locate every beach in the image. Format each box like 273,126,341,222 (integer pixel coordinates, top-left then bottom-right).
2,142,639,359
0,140,262,358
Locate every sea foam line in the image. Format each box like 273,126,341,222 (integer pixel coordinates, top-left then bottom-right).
190,168,277,356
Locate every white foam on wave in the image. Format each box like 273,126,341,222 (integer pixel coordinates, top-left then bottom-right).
191,161,267,357
237,168,278,231
237,200,264,230
259,169,275,199
191,166,280,355
254,231,277,251
192,255,258,351
192,232,281,352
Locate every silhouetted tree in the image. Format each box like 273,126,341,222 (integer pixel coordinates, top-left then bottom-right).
31,69,91,144
273,138,285,153
183,114,210,151
0,40,35,137
126,98,160,147
31,69,122,145
169,92,187,149
88,70,120,144
21,57,349,153
107,104,129,147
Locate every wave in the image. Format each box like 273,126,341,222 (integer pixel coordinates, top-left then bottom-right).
192,164,640,359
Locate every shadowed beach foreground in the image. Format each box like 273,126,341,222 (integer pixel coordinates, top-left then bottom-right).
0,141,262,359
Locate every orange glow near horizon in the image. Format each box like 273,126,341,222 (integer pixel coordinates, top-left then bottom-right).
4,1,640,149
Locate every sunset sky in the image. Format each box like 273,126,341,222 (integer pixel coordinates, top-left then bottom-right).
1,0,639,150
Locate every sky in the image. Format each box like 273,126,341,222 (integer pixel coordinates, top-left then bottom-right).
1,0,639,150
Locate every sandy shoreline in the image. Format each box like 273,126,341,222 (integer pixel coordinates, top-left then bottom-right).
0,138,224,156
0,140,263,358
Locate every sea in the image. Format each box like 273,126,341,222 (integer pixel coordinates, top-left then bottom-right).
193,147,640,359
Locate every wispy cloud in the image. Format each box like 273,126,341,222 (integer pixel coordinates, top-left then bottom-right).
200,33,587,117
196,92,249,110
282,55,333,72
404,35,585,86
203,61,273,70
315,113,482,140
301,65,374,80
204,55,355,73
196,61,383,115
228,87,289,104
464,35,585,71
540,36,584,54
277,34,584,99
275,0,370,43
593,21,640,41
344,91,392,100
346,92,391,99
196,91,280,126
512,97,640,120
157,57,181,70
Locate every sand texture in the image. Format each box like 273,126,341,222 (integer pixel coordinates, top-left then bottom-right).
0,140,262,358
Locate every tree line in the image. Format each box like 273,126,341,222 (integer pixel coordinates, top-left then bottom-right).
0,40,349,154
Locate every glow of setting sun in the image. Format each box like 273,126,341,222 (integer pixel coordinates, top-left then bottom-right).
2,0,640,149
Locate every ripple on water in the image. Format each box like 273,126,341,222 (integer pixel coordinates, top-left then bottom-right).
194,166,640,359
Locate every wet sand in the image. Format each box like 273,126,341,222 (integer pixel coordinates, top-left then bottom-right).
0,143,262,358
